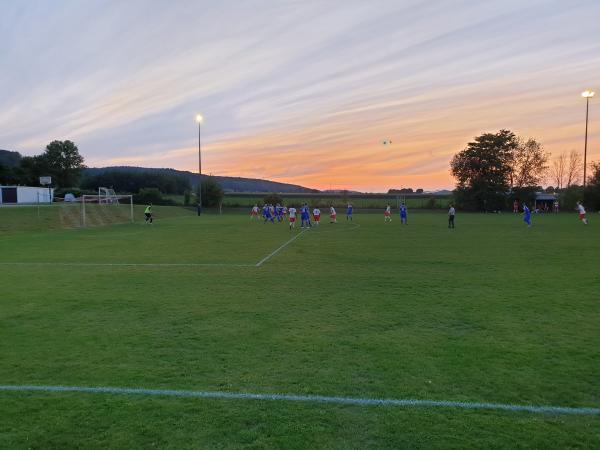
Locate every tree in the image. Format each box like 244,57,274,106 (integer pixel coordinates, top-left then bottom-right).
566,149,582,187
551,152,567,190
450,130,517,211
40,140,85,187
583,161,600,211
16,155,49,185
200,177,224,207
509,138,548,188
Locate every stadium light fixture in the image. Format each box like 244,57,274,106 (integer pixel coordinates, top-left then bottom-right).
196,114,203,215
581,90,594,187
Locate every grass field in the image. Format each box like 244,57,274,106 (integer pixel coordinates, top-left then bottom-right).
1,207,599,449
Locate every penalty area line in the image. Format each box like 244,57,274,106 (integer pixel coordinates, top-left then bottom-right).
255,229,308,267
0,385,599,416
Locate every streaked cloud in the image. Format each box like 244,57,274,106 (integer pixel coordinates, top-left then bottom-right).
1,0,599,191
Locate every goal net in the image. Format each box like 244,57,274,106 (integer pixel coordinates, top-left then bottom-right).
80,194,134,227
98,187,120,204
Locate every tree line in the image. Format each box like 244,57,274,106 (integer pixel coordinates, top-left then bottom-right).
0,141,85,187
450,129,600,211
0,141,224,207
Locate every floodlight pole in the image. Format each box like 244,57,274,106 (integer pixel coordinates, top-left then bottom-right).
581,90,595,188
583,95,590,188
197,115,203,216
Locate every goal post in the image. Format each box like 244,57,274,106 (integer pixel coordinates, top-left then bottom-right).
81,194,134,227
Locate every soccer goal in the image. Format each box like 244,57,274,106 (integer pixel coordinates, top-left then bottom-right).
81,193,134,227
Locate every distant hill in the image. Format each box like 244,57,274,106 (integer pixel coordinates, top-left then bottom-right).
84,166,320,193
0,149,22,167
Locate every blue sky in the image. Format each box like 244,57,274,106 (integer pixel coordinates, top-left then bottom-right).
1,0,599,190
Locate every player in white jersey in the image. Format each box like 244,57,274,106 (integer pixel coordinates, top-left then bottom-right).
313,208,321,226
288,206,297,229
250,204,259,219
330,205,337,223
576,202,588,224
384,205,392,222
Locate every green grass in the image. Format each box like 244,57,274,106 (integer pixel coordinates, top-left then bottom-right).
0,210,599,448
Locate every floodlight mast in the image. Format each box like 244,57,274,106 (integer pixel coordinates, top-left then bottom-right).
581,90,595,187
196,114,203,215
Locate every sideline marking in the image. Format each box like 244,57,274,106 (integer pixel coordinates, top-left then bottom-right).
0,262,254,268
255,229,308,267
0,385,598,416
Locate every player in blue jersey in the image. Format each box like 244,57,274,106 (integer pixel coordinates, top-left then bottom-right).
346,203,353,221
523,204,532,227
263,204,275,224
399,203,408,225
300,203,312,228
275,204,283,222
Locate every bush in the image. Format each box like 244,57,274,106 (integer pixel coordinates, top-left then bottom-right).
133,188,176,206
583,162,600,211
263,193,283,205
559,186,584,212
424,197,437,209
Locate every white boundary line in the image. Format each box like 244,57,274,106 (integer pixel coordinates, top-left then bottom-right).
255,229,308,267
0,262,254,268
0,385,598,415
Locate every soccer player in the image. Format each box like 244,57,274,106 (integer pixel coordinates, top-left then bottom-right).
264,204,275,224
250,204,259,219
346,203,353,221
523,203,532,227
577,202,588,225
275,204,283,222
330,205,337,223
553,200,559,214
300,203,311,228
448,204,455,229
144,204,153,224
384,205,392,222
288,206,297,229
399,203,408,225
313,207,321,226
513,199,519,213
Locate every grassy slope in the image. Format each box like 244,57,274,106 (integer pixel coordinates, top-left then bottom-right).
0,212,599,448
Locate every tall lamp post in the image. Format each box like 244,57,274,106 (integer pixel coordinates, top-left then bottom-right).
581,90,595,188
196,114,203,215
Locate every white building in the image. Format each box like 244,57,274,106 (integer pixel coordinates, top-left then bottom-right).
0,186,54,204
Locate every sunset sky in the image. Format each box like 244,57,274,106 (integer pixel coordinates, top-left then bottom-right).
1,0,599,191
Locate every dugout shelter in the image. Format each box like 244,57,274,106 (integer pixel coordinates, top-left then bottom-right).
0,186,54,205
